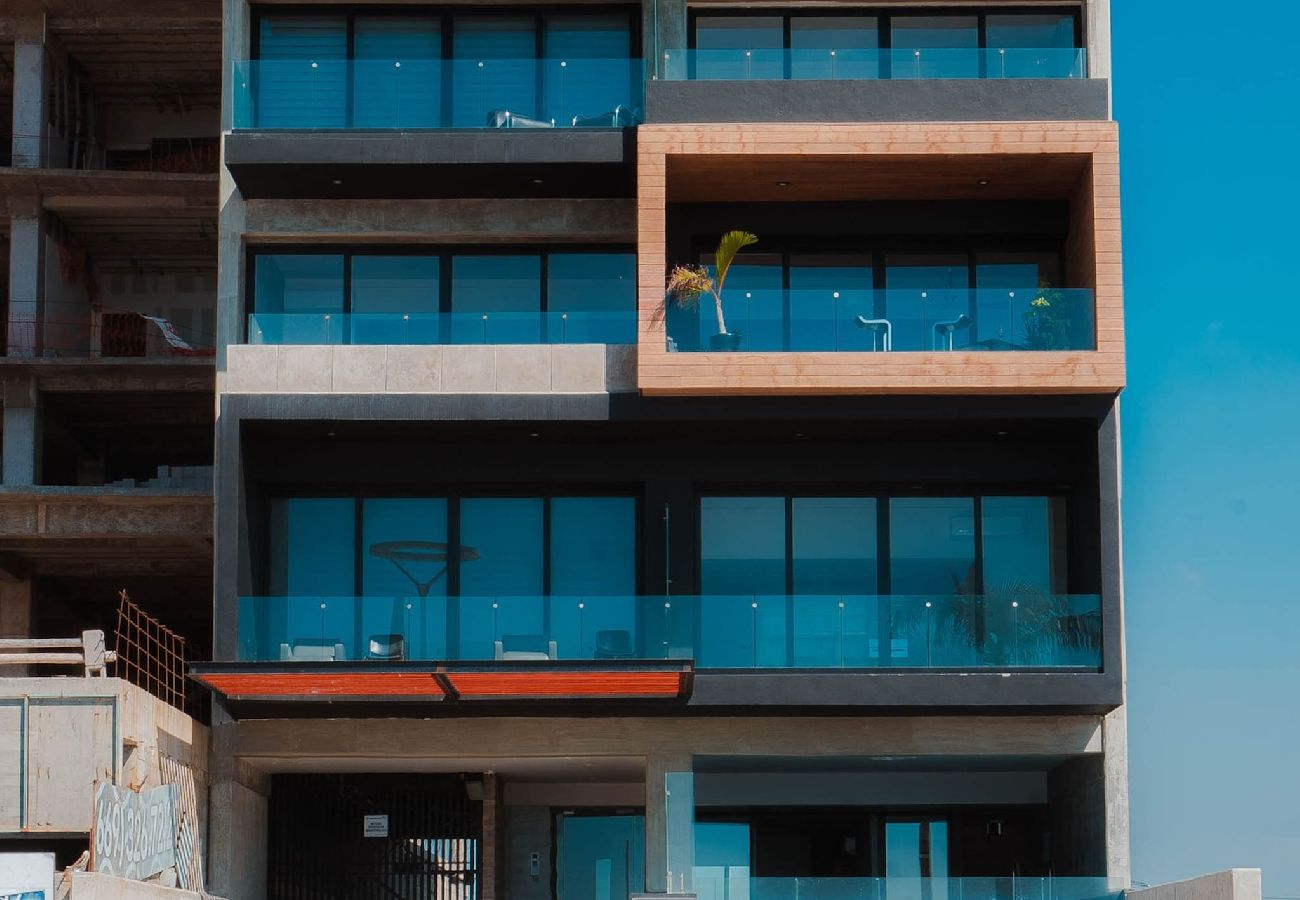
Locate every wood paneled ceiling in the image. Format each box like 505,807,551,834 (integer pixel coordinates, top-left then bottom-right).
666,153,1092,203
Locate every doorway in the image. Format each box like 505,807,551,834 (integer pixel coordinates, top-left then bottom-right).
555,813,646,900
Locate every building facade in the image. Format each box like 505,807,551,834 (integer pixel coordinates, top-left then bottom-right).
7,0,1129,897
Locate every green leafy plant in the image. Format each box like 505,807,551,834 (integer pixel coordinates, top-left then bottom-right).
658,230,758,338
1022,281,1075,350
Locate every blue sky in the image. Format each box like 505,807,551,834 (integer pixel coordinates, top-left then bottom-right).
1115,2,1300,895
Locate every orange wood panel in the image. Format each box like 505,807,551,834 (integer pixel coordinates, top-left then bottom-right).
446,672,685,698
197,672,445,698
636,121,1125,396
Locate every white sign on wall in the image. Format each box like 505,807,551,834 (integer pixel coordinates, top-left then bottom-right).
363,814,390,838
0,851,56,899
91,783,179,882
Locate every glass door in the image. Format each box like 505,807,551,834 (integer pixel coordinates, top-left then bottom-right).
884,819,949,900
556,813,646,900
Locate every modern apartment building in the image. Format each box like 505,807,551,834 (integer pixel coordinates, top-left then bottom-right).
7,0,1130,898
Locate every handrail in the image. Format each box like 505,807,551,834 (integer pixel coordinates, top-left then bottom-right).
0,630,117,676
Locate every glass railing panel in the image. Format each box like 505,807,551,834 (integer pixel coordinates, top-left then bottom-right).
235,594,1101,668
231,58,643,129
657,49,1084,81
986,47,1088,79
692,876,1120,900
663,289,1096,353
247,311,636,345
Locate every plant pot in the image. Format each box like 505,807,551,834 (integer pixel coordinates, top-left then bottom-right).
709,331,742,351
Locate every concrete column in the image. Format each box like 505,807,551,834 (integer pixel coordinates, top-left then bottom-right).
643,0,688,81
2,376,42,486
208,704,269,900
1102,706,1131,887
7,197,47,358
1085,0,1112,113
645,751,693,894
481,773,501,900
10,14,48,168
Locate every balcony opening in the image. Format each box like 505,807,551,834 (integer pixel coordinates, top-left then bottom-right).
663,8,1084,81
239,8,643,130
659,153,1099,356
224,414,1108,678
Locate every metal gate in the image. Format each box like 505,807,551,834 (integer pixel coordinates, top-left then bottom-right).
268,773,482,900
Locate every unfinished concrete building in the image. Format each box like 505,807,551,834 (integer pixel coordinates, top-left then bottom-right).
0,0,218,883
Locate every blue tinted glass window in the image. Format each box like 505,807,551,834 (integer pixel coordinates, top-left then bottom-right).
982,496,1067,593
986,14,1075,49
548,253,635,343
885,255,970,351
790,17,878,79
460,498,544,596
351,256,440,344
975,253,1061,349
551,498,636,595
789,255,874,351
451,255,541,343
352,256,440,313
453,17,537,126
694,17,784,80
256,17,347,127
702,252,782,350
700,497,788,667
793,498,877,594
891,16,978,78
544,15,633,125
353,17,441,127
889,498,976,595
267,498,356,660
361,498,449,660
550,498,637,659
252,255,344,344
701,497,785,594
459,498,544,659
695,821,751,896
255,255,344,314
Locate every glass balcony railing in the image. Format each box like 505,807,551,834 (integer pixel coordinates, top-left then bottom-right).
664,288,1095,353
692,875,1121,900
248,311,636,345
232,58,643,129
660,47,1086,81
236,593,1102,669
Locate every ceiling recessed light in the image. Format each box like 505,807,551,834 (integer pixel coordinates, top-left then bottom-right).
529,432,540,438
997,430,1009,436
532,178,544,185
977,179,991,186
331,179,342,186
776,180,791,187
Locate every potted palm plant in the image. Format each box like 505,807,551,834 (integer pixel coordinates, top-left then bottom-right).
661,230,758,351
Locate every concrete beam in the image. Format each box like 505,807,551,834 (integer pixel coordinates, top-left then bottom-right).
0,487,214,539
1129,871,1262,900
0,358,215,393
226,714,1105,762
243,198,635,243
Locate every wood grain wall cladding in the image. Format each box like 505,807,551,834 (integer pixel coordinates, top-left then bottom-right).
637,122,1124,396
